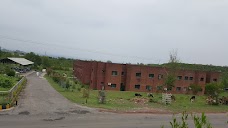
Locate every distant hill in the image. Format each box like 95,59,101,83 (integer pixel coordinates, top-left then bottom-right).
147,63,228,73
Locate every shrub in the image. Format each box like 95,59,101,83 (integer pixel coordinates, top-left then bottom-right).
0,75,14,88
7,70,15,77
189,84,202,95
162,112,212,128
205,83,223,96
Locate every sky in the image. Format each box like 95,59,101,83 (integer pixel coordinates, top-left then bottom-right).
0,0,228,66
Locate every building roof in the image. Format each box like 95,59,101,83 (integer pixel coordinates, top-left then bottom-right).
7,57,34,66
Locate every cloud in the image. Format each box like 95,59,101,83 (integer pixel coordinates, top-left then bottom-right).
0,0,228,66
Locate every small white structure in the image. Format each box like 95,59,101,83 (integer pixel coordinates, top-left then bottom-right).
162,93,172,104
42,69,46,73
36,72,39,76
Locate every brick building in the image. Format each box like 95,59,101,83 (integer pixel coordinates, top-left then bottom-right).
73,60,220,95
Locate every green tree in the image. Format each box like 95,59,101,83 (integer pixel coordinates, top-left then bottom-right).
221,72,228,89
42,56,51,68
163,50,180,90
189,84,202,95
25,52,42,66
205,82,223,96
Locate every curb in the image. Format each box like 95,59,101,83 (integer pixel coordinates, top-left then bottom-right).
0,105,14,112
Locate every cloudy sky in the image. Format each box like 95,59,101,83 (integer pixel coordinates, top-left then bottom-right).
0,0,228,66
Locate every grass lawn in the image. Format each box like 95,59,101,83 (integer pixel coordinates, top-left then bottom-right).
0,76,19,91
54,70,73,77
46,76,228,113
0,87,11,91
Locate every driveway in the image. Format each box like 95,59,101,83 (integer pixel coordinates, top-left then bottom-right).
8,72,95,115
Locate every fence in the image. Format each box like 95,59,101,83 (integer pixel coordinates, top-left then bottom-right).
0,77,26,105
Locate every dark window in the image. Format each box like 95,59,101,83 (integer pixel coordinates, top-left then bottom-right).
135,85,140,89
121,72,124,76
146,85,152,91
111,84,116,88
149,74,154,78
213,79,217,82
189,77,193,80
102,70,105,73
112,71,118,76
177,76,182,80
200,77,204,81
136,73,141,77
184,76,189,80
176,87,181,91
157,86,162,90
158,74,163,79
167,86,172,91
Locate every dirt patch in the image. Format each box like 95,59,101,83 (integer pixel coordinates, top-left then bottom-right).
18,111,30,115
130,97,149,105
54,112,69,115
69,110,90,114
98,109,171,114
0,113,9,116
43,117,65,121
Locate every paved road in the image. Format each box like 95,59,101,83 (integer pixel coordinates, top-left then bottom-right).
7,72,96,115
0,72,227,128
0,113,227,128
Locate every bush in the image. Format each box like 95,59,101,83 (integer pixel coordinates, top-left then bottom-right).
162,112,212,128
0,75,14,88
7,70,15,77
189,84,202,95
205,83,223,96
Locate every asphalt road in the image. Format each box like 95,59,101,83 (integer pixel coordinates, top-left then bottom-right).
0,72,227,128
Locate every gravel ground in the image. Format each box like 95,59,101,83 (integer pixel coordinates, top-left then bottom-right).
7,72,97,116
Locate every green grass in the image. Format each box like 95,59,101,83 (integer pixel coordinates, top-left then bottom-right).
0,76,19,91
46,75,228,113
0,87,10,91
54,70,73,77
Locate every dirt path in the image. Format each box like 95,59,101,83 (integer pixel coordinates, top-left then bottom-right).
8,72,96,115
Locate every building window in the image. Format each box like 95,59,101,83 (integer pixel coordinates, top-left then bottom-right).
183,87,187,91
167,86,172,91
200,77,204,81
135,85,140,89
146,85,152,91
158,74,163,79
149,74,154,78
111,84,116,88
184,76,189,80
177,76,182,80
157,86,162,90
112,71,118,76
189,77,193,80
136,73,141,77
121,72,124,76
176,87,181,91
213,79,217,82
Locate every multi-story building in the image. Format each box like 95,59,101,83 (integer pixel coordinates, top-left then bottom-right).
73,60,220,95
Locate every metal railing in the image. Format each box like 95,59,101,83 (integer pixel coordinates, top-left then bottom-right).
0,77,26,104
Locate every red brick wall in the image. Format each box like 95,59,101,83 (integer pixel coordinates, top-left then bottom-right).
73,60,92,85
104,63,123,91
73,60,221,95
